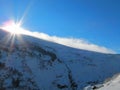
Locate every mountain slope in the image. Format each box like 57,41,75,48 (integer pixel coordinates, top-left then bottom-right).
0,29,120,90
96,74,120,90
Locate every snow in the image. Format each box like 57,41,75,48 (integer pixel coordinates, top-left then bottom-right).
0,29,120,90
97,74,120,90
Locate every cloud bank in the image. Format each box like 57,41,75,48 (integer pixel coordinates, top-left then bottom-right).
24,31,115,54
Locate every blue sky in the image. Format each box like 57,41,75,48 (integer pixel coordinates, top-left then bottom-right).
0,0,120,53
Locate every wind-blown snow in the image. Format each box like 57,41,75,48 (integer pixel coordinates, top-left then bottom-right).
23,31,115,54
0,25,115,54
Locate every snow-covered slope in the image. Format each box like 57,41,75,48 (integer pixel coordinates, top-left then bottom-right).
0,29,120,90
96,74,120,90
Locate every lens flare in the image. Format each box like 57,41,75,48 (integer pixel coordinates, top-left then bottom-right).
1,20,23,34
0,20,32,36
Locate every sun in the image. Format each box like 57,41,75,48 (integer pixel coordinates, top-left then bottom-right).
4,23,21,34
0,20,33,36
1,20,24,35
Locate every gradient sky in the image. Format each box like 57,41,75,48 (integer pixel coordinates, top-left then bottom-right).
0,0,120,53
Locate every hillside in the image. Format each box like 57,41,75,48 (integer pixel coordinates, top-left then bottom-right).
0,29,120,90
96,74,120,90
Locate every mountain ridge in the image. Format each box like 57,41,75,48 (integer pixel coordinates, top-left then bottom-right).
0,29,120,90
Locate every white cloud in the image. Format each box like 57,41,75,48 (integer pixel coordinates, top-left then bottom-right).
23,30,115,54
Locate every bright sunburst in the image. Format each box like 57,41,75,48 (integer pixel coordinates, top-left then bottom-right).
1,20,24,34
0,20,32,36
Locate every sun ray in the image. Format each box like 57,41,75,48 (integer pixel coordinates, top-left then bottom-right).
0,1,34,66
16,35,27,45
9,34,15,51
0,1,34,60
5,34,16,66
2,34,13,45
18,1,33,26
0,30,15,47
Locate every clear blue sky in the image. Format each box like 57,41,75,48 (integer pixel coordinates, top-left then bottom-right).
0,0,120,53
